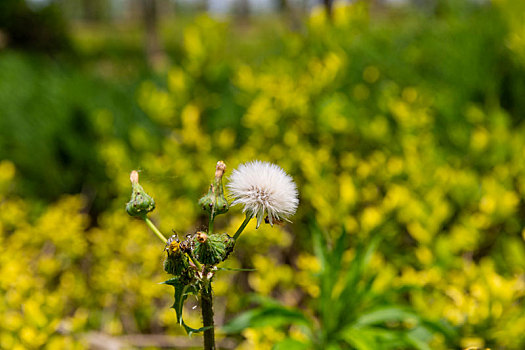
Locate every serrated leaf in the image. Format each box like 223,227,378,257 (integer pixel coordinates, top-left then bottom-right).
160,277,180,286
182,321,213,336
162,278,203,335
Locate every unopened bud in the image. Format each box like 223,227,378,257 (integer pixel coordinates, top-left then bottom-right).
130,170,139,184
193,232,234,265
163,235,190,277
215,161,226,178
199,161,229,219
126,170,155,217
222,233,235,260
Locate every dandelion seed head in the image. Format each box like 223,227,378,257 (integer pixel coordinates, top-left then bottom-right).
227,161,299,228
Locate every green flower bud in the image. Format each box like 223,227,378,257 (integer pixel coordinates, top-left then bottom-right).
164,235,190,277
199,190,214,212
126,171,155,217
215,195,229,215
199,161,229,219
193,232,234,265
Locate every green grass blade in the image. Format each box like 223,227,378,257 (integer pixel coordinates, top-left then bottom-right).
355,306,420,327
222,305,311,334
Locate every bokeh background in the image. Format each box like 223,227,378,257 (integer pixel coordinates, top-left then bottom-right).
1,0,525,349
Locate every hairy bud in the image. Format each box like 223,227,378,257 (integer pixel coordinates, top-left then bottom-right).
126,171,155,217
199,161,229,219
163,235,190,278
193,232,234,265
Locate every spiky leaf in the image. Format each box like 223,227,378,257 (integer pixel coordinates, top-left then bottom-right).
161,277,204,335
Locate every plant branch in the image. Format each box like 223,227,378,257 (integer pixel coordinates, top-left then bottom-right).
208,210,214,235
143,217,167,244
233,213,252,241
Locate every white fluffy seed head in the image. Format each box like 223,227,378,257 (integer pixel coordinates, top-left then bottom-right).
227,161,299,228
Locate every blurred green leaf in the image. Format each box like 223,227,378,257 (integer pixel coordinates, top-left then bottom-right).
272,338,310,350
217,267,256,272
355,307,419,327
222,305,311,334
341,327,379,350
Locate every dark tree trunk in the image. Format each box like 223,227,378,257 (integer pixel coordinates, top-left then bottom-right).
322,0,333,20
276,0,301,31
235,0,250,24
277,0,289,12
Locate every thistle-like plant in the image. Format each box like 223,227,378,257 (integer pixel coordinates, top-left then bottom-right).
126,160,298,349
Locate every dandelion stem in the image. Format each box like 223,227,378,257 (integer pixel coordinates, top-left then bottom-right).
233,213,252,241
143,217,168,244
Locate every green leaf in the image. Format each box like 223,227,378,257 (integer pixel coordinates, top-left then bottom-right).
222,305,311,334
330,225,348,268
311,224,328,275
355,306,420,327
247,293,284,307
336,235,381,328
341,327,378,350
161,278,203,335
162,278,188,325
341,235,380,298
311,224,336,335
341,326,416,350
182,322,212,336
218,267,256,272
160,277,180,286
419,318,458,345
405,330,432,350
342,310,445,350
272,338,311,350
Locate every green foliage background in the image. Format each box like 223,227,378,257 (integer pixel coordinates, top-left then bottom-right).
1,1,525,349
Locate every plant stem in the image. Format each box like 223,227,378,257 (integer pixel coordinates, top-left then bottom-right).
233,213,252,241
143,217,167,244
208,210,214,235
186,252,202,271
201,284,215,350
